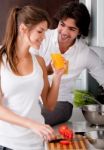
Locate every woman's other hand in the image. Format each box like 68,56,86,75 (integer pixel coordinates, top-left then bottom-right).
28,120,55,141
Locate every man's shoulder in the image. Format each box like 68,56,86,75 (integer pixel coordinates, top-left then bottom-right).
45,29,57,38
76,38,89,51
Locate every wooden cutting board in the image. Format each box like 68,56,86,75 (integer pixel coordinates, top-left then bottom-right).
48,134,88,150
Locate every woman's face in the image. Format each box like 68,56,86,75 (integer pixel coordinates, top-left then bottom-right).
57,18,80,44
28,21,48,49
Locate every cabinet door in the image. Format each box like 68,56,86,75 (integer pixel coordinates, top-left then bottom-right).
85,0,104,47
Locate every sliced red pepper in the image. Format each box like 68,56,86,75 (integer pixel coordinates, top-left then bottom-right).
58,125,69,135
64,129,73,139
58,125,73,140
60,140,70,145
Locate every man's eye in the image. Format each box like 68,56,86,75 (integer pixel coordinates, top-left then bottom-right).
69,28,78,32
60,23,65,27
70,29,76,31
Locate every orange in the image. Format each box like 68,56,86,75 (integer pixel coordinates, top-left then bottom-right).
51,53,69,74
51,53,65,69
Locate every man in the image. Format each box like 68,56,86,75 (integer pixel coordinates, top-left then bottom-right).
30,2,104,126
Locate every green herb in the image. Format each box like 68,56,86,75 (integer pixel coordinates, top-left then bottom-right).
73,90,95,107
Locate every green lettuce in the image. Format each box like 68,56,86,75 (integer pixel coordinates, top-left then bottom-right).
73,90,95,107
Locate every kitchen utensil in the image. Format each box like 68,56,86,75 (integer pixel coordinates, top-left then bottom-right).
85,130,104,149
48,134,87,150
83,95,102,105
81,104,104,125
49,137,80,143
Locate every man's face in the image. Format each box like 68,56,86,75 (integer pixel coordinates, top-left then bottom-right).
57,18,80,44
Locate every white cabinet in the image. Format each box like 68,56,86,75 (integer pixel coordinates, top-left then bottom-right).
80,0,104,47
90,0,104,47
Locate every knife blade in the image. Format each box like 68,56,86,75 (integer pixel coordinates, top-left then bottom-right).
49,137,80,143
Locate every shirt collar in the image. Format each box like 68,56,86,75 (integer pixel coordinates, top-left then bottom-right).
63,39,78,56
53,28,59,47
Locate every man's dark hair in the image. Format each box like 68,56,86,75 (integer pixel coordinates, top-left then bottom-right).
52,2,90,37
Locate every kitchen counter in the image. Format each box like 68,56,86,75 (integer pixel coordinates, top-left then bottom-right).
48,134,87,150
46,107,104,150
47,121,104,150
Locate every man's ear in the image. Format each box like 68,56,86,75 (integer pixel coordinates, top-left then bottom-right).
77,31,81,38
19,23,28,34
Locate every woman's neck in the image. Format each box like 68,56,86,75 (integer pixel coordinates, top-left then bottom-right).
16,37,30,59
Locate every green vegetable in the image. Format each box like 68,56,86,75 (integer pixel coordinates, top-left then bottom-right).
73,90,95,107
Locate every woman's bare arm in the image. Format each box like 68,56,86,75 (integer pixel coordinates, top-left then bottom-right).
36,55,64,111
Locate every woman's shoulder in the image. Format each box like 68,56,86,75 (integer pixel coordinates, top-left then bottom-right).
0,53,7,65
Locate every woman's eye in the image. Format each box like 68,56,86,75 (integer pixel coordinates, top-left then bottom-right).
37,31,42,33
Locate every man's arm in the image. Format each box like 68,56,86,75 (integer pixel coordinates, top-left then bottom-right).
87,50,104,89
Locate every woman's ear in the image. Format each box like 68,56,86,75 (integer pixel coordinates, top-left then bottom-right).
19,23,28,34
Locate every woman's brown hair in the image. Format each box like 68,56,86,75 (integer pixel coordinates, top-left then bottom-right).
0,5,50,73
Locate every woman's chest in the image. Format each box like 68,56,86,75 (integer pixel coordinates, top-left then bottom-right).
1,65,44,97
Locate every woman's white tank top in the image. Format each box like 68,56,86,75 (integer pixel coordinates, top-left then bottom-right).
0,54,45,150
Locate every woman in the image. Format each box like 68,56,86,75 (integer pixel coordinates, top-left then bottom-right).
0,6,65,150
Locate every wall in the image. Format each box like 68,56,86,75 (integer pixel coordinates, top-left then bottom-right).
0,0,78,43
